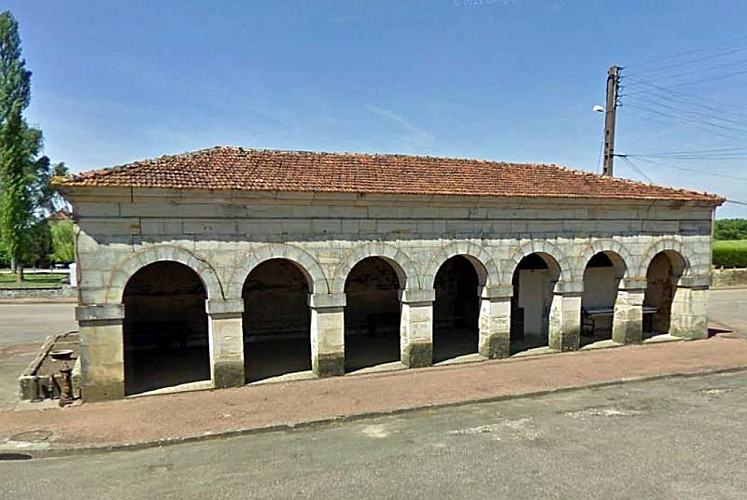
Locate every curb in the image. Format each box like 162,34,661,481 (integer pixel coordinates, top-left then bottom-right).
4,364,746,459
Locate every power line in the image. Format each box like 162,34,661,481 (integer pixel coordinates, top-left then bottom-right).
624,77,747,116
623,90,747,124
623,99,747,140
618,156,653,183
664,57,747,83
608,41,747,197
628,35,747,71
623,147,747,160
628,155,747,161
630,156,747,181
625,88,747,119
625,94,747,131
625,147,747,155
662,67,747,89
629,50,747,80
623,103,747,142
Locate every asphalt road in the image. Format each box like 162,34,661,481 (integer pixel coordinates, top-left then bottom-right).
0,303,77,346
0,303,77,410
1,370,745,499
708,288,747,337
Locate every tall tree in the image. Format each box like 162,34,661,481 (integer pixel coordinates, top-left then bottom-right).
0,11,42,281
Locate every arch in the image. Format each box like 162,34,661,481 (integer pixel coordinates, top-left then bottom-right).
422,241,501,289
575,240,633,281
343,255,404,371
123,261,210,395
105,245,224,303
643,249,688,336
580,250,628,344
241,259,312,382
228,244,329,298
509,248,563,353
637,239,692,278
332,242,420,294
505,240,570,284
432,255,481,363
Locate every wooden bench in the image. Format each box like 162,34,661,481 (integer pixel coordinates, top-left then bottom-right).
582,306,659,337
581,306,615,337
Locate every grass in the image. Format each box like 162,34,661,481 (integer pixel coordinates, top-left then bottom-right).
713,239,747,250
0,272,67,289
713,239,747,268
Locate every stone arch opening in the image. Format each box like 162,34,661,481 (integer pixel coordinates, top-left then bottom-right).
123,261,210,396
242,259,312,382
344,256,403,372
580,251,627,347
644,250,686,338
510,252,561,354
432,255,482,363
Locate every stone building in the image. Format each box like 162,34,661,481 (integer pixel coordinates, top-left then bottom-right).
54,147,724,401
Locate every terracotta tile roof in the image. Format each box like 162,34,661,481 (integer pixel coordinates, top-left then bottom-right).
53,146,724,203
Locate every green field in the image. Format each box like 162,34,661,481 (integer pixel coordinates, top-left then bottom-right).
0,272,67,289
713,239,747,268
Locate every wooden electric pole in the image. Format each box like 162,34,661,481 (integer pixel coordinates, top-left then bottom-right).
602,65,620,177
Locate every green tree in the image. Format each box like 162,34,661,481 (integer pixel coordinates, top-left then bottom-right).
22,217,51,267
714,219,747,241
50,218,74,264
36,160,69,215
0,11,54,280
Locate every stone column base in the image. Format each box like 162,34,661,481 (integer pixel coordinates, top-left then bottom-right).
310,294,346,378
81,381,125,402
402,341,433,368
400,289,435,369
76,304,126,402
612,284,646,344
212,360,245,389
478,288,512,359
313,352,345,377
479,333,510,359
670,279,710,340
207,300,245,389
549,285,582,352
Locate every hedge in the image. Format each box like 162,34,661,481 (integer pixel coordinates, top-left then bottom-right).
713,240,747,268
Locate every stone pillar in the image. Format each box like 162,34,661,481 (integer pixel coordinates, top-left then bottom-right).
478,285,512,359
669,276,711,340
548,281,582,352
399,289,435,368
309,293,346,377
76,304,125,402
612,278,647,344
207,299,245,389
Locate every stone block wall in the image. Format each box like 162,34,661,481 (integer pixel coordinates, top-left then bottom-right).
712,267,747,288
64,188,717,400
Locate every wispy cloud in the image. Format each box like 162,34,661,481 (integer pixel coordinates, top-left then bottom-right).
365,104,434,150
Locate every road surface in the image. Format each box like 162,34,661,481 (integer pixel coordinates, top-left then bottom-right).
1,370,745,499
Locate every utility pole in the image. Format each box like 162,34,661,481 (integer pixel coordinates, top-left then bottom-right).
602,65,621,177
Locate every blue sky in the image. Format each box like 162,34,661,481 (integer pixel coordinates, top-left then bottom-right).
6,0,747,217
